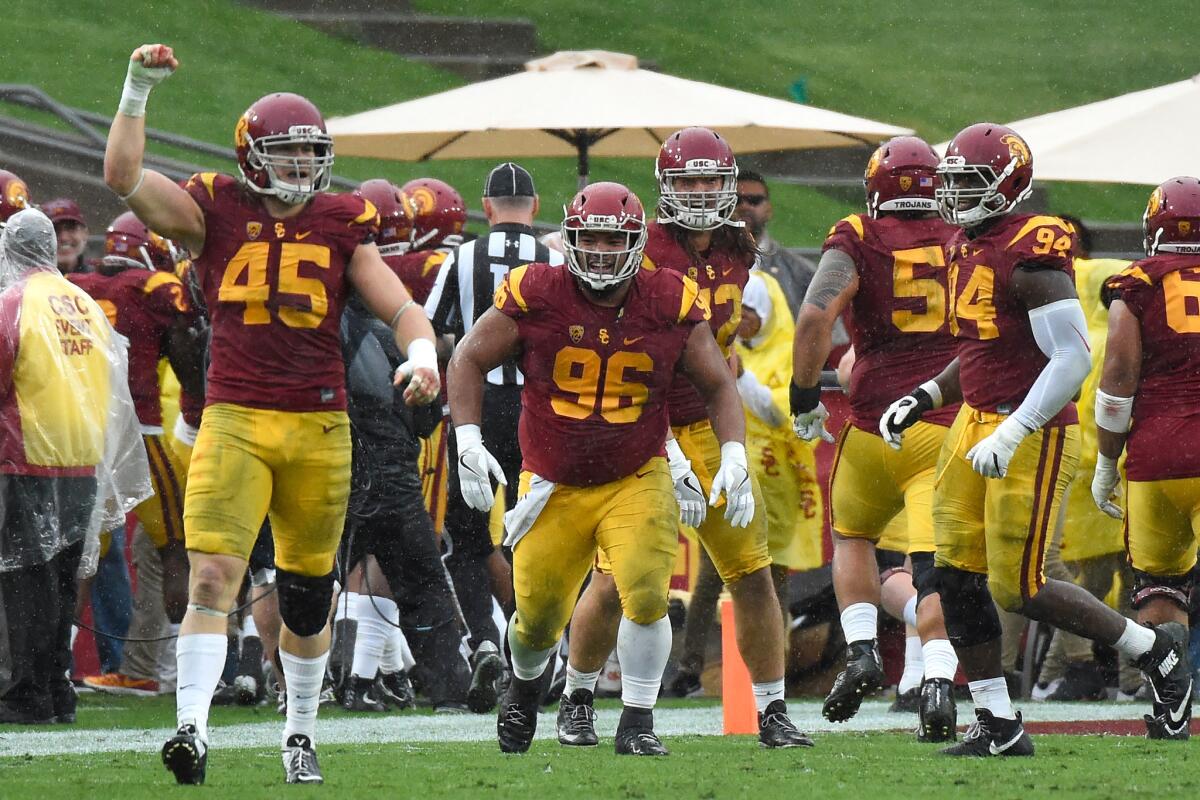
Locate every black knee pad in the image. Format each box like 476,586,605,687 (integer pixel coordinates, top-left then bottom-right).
276,569,335,637
936,565,1001,649
911,551,938,605
1131,568,1192,612
875,546,906,579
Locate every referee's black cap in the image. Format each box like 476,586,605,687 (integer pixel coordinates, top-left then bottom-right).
483,162,536,198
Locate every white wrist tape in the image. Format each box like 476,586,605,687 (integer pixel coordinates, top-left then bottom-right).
918,379,943,409
118,62,157,117
173,414,199,447
404,337,438,373
1094,389,1134,434
719,440,748,469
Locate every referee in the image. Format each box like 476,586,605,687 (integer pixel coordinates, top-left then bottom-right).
425,162,563,712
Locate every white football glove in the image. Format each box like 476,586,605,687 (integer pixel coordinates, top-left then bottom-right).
119,44,177,117
792,402,835,444
709,442,754,528
666,438,706,528
454,424,506,512
966,416,1031,479
394,338,440,406
879,381,941,450
736,370,785,429
1091,454,1123,519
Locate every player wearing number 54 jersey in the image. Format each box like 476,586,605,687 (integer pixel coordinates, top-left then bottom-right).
882,123,1191,757
1094,177,1200,739
103,44,441,786
791,136,959,741
448,182,752,756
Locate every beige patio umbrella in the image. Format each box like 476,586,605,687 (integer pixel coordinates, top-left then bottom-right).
937,73,1200,185
327,50,912,187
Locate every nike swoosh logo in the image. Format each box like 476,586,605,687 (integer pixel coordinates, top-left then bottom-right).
635,469,653,478
988,728,1025,755
323,424,337,433
624,336,644,345
1166,679,1193,724
296,230,313,240
721,267,733,276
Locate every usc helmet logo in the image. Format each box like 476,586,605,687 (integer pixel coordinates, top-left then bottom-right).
408,187,437,216
1181,221,1193,236
864,146,884,179
1147,187,1164,218
4,178,29,209
899,176,913,191
1000,134,1030,167
234,114,251,148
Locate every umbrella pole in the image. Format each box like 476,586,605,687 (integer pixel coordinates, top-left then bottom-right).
577,137,589,190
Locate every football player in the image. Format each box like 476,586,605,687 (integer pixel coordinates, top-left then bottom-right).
103,43,440,785
791,136,959,740
71,213,205,696
447,182,749,755
563,128,812,749
882,123,1191,756
1093,176,1200,738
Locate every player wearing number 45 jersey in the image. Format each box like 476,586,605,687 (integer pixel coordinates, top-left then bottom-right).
883,123,1191,757
104,43,441,786
791,136,959,742
448,182,752,756
1094,176,1200,739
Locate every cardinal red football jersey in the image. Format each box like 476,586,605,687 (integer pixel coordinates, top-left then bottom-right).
945,213,1078,426
69,268,198,427
643,221,751,427
494,262,709,486
182,172,378,412
823,212,960,431
1107,255,1200,480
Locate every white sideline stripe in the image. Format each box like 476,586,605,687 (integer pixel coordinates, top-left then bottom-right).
0,701,1149,758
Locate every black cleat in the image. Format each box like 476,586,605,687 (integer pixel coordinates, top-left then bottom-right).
377,670,415,710
917,678,958,743
162,723,208,785
1046,661,1108,702
822,640,885,723
615,729,669,756
342,676,388,712
211,680,238,707
556,689,599,747
890,687,921,713
282,734,323,784
758,700,815,748
940,709,1033,757
1135,622,1193,740
468,642,506,714
497,678,541,754
667,670,704,698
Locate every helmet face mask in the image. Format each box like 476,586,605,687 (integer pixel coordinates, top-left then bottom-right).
561,182,648,292
236,94,334,206
655,127,739,231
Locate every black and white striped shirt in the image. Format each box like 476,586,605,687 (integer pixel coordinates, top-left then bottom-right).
425,223,564,386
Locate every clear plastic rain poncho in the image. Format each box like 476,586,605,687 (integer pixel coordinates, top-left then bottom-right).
0,209,152,578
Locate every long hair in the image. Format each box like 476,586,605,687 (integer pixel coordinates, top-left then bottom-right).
665,219,759,265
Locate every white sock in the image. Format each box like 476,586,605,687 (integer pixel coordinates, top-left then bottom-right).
968,676,1014,720
840,603,878,645
175,633,227,741
281,648,328,748
617,616,671,709
902,596,918,628
241,614,258,640
922,638,959,682
565,664,601,696
335,591,360,623
898,634,924,694
352,594,395,679
1114,619,1157,659
507,620,556,681
752,678,786,713
381,605,410,674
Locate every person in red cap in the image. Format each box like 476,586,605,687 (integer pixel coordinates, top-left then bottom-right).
42,198,90,274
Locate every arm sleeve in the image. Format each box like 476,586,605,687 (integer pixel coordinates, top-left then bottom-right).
1009,298,1092,431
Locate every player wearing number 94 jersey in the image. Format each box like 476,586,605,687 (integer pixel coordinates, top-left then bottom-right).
881,123,1190,757
103,43,441,786
447,182,751,756
791,136,959,739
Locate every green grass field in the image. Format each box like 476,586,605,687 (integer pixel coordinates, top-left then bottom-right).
7,1,1191,244
1,694,1195,798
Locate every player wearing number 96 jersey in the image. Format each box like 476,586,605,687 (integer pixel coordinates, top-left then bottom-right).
791,136,959,737
103,43,441,786
881,123,1189,758
447,181,752,756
